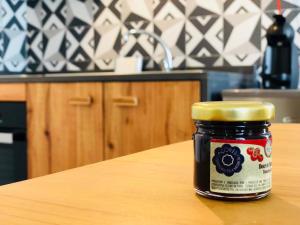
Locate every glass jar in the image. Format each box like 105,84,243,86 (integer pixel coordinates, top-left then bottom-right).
192,101,275,200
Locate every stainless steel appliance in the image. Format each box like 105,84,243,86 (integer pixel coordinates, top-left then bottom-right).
0,103,27,185
222,89,300,123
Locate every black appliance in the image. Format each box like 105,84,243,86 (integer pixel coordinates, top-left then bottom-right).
0,103,27,185
261,14,299,89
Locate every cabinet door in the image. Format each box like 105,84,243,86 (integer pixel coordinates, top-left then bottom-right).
27,83,104,177
104,81,200,159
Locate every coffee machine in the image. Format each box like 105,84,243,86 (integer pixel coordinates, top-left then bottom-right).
261,14,299,89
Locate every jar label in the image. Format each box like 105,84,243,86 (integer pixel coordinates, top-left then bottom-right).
210,138,272,194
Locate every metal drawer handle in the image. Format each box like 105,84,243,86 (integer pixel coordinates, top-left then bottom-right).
0,132,13,144
68,96,93,106
113,96,138,107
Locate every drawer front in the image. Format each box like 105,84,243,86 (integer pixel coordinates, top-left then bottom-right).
0,84,26,102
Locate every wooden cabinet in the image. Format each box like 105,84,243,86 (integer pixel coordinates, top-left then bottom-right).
104,81,200,159
27,83,104,178
27,81,200,177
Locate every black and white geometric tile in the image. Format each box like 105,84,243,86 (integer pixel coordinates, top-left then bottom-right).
66,26,94,61
93,23,122,71
0,0,300,74
143,56,187,70
289,10,300,50
0,2,3,28
3,59,27,73
93,0,122,26
224,13,261,54
43,29,65,61
67,60,94,72
43,60,66,72
122,0,152,22
0,32,3,72
94,58,115,71
186,15,223,57
172,56,186,69
0,32,3,59
120,21,154,58
152,1,186,68
43,29,66,72
42,0,66,30
151,55,186,70
224,0,260,15
153,0,186,21
2,29,27,72
223,13,261,65
154,19,185,57
223,53,261,66
261,11,275,52
67,0,93,27
143,58,159,70
26,1,42,30
186,55,223,67
94,24,121,59
26,28,43,73
66,25,94,71
1,0,26,31
26,1,42,72
187,0,223,17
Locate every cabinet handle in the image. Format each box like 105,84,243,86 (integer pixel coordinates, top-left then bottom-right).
113,96,138,107
69,96,93,106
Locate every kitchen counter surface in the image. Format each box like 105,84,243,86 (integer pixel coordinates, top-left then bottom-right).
0,123,297,225
0,70,208,83
0,70,255,101
0,69,250,83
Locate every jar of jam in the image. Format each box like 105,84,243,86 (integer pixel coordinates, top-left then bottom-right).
192,101,275,200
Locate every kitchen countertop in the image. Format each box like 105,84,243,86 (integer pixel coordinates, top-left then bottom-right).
0,70,207,83
0,70,255,101
1,123,296,225
0,69,252,83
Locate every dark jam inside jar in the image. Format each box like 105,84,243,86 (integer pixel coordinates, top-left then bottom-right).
193,120,271,201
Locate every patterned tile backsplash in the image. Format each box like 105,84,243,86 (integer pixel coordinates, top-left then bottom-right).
0,0,299,74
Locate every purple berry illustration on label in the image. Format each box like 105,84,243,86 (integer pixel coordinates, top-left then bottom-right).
212,144,245,177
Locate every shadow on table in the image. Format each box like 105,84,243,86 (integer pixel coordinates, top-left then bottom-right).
197,194,300,225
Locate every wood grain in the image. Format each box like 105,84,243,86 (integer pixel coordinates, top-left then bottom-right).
27,83,104,177
27,83,51,177
0,124,299,225
104,81,200,159
0,83,26,101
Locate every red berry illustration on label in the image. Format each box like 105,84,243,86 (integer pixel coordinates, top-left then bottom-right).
247,147,264,162
247,147,253,155
257,154,263,162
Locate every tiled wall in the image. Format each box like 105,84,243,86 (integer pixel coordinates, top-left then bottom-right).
0,0,299,74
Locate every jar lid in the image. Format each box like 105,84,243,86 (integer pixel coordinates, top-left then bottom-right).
192,101,275,121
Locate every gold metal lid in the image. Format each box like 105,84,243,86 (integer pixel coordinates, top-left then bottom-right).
192,101,275,121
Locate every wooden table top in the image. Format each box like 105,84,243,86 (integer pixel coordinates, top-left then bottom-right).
0,124,299,225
